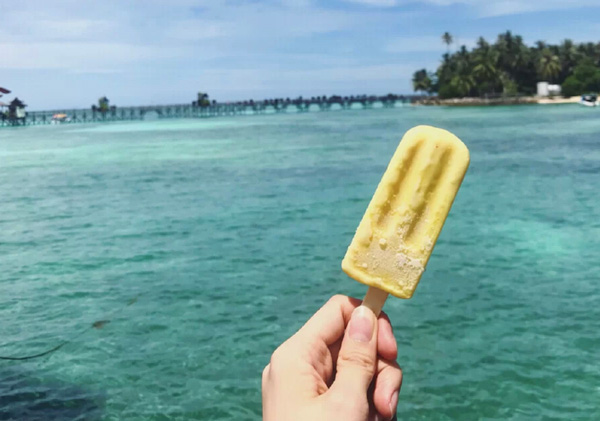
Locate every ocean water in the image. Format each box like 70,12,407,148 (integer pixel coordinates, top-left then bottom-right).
0,105,599,420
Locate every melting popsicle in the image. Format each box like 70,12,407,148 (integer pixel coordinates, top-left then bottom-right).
342,125,469,314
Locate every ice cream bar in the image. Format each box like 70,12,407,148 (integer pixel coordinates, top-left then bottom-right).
342,125,469,308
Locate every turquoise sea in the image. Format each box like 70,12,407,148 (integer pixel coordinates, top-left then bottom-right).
0,105,599,420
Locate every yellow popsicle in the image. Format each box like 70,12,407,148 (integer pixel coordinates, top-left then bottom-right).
342,125,469,304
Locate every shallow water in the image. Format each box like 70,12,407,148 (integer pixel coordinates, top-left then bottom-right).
1,105,599,420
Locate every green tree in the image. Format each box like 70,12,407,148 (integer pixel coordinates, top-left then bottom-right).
414,32,600,99
442,32,453,53
472,38,499,94
558,39,581,81
455,45,471,71
572,59,600,91
576,42,600,67
412,69,432,94
537,49,561,81
450,74,474,97
500,72,518,95
561,76,583,97
496,31,519,73
511,36,537,94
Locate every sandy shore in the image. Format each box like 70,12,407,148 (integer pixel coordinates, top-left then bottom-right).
415,96,581,106
536,96,580,104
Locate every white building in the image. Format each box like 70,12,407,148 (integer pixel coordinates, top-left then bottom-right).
537,81,561,97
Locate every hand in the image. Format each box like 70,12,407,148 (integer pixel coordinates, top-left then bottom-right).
262,295,402,421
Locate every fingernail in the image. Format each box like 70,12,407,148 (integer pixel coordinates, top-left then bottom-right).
349,306,375,342
389,391,398,418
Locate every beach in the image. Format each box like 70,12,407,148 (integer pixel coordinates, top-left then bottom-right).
1,105,599,420
415,95,582,106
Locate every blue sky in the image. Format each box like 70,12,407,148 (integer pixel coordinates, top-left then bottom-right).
2,0,600,110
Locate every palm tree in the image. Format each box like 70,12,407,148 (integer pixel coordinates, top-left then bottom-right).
450,74,474,97
558,39,580,80
455,46,471,72
475,36,490,50
418,30,600,99
537,49,561,81
442,32,453,53
511,36,528,68
412,69,432,94
473,40,499,94
499,72,518,95
496,31,527,74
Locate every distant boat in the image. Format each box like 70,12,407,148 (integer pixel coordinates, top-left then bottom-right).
580,94,599,107
51,113,70,124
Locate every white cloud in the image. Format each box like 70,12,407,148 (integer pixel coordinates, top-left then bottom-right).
0,42,191,71
219,4,356,37
473,0,600,17
340,0,600,16
0,1,359,72
408,0,600,17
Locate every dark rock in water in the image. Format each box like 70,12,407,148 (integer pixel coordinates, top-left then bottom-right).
0,366,105,421
92,320,110,329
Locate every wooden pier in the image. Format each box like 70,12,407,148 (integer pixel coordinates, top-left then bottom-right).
1,94,427,127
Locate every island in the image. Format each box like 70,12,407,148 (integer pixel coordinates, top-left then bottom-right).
412,31,600,105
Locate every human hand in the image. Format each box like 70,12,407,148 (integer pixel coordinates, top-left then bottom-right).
262,295,402,421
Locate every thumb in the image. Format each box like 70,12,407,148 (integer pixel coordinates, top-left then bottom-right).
330,305,378,398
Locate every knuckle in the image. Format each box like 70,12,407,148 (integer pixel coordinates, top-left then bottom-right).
261,364,270,384
393,361,403,376
268,341,295,372
390,366,403,386
269,347,285,369
328,294,346,306
383,360,403,384
338,350,375,374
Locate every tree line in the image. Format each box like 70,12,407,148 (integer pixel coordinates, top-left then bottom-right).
413,31,600,98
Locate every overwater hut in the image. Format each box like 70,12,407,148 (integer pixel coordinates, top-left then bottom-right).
7,97,27,124
193,92,210,107
91,96,116,116
91,96,110,112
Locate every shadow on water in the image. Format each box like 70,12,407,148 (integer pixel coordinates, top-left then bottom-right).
0,366,104,421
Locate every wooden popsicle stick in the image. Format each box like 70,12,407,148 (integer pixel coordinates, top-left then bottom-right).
362,286,389,317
